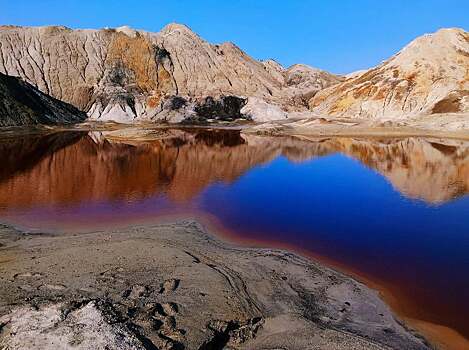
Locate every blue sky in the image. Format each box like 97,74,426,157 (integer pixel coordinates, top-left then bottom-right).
1,0,468,74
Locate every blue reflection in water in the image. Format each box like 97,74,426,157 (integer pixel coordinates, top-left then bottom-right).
199,154,469,332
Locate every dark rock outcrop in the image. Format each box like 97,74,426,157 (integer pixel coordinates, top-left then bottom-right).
0,72,86,127
194,96,248,121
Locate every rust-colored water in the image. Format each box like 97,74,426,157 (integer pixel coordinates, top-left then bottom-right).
0,129,468,349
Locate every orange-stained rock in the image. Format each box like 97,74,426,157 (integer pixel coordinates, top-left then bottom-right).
310,28,469,119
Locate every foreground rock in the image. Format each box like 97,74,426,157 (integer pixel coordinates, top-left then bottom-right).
310,28,469,120
0,221,430,350
0,24,340,123
0,72,86,127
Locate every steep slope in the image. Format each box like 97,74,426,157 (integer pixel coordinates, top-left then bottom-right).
0,24,341,123
0,72,86,127
310,28,469,119
283,64,344,107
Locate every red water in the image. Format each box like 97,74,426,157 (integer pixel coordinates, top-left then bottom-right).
1,129,468,349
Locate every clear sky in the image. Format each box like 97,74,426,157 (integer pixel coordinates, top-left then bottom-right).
1,0,468,74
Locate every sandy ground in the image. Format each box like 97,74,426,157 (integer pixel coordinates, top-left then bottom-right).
242,114,469,141
1,112,468,143
0,221,432,350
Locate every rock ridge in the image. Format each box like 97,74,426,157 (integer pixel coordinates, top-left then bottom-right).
0,23,341,123
310,28,469,120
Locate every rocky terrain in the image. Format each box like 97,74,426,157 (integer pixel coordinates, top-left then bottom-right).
0,24,467,129
310,28,469,120
0,220,431,350
0,72,85,127
0,24,340,124
0,23,468,350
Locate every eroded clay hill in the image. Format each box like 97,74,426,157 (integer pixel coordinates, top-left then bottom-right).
310,28,469,119
0,24,340,123
0,72,85,127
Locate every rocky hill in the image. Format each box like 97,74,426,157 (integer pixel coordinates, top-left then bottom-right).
0,24,340,123
1,25,466,126
310,28,469,119
284,64,344,106
0,72,86,127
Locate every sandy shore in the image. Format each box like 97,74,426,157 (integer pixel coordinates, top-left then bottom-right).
2,113,468,143
242,114,469,141
0,221,431,350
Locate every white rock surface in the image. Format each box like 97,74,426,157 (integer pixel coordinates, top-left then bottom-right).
0,302,144,350
241,97,288,122
310,28,469,120
0,24,341,123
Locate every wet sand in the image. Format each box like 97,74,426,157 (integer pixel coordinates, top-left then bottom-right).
0,220,431,350
176,214,469,350
2,210,467,350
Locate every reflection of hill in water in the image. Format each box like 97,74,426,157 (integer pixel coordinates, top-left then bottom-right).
0,129,321,209
0,129,468,209
319,137,469,203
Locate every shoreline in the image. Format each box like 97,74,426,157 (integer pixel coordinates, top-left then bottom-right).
166,213,469,350
242,120,469,142
0,218,431,350
2,118,469,143
2,212,468,349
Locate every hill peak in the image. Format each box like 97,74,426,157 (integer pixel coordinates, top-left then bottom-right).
160,23,195,35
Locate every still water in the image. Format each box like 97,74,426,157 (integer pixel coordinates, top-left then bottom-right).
0,128,468,340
